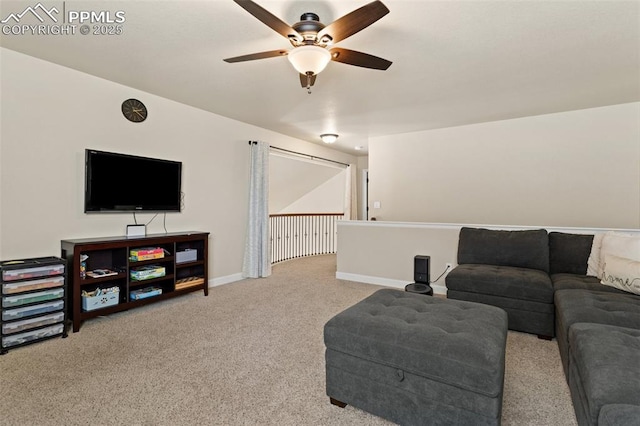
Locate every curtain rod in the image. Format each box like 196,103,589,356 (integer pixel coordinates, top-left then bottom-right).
248,141,349,167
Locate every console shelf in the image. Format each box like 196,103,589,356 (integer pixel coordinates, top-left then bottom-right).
61,232,209,332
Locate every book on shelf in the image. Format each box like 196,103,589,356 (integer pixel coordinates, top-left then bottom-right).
129,247,165,262
130,286,162,300
86,269,118,278
130,265,166,281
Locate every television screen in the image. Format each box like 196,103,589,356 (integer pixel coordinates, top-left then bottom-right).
84,149,182,212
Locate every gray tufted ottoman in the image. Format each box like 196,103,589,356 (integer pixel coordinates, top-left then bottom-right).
324,289,508,425
568,323,640,426
555,289,640,378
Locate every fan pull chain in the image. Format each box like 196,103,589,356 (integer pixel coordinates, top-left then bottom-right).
307,73,312,94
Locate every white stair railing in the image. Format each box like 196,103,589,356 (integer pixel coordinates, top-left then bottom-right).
269,213,344,264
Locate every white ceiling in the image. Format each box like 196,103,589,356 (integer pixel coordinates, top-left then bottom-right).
1,0,639,154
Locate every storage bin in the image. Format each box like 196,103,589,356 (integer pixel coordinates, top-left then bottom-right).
2,300,64,321
2,312,64,334
1,323,64,348
2,276,64,295
82,289,119,311
2,263,64,281
176,249,198,264
2,288,64,308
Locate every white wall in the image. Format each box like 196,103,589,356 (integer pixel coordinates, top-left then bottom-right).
278,169,345,213
269,153,345,214
368,103,640,229
0,48,355,281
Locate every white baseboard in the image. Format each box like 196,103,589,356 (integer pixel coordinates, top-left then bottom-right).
209,273,244,288
209,271,448,295
336,272,407,288
336,272,447,295
431,284,447,295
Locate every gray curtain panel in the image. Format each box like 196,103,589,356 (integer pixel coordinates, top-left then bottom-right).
242,141,272,278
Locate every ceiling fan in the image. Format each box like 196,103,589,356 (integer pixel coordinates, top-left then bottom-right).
224,0,392,92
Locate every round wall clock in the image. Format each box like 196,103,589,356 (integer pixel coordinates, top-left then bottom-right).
121,98,147,123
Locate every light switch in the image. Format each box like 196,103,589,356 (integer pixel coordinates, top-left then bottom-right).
373,201,381,209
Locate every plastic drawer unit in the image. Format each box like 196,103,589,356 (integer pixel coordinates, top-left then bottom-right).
2,263,65,281
2,324,65,349
2,288,64,308
2,312,64,334
1,257,67,354
2,276,64,295
2,300,64,321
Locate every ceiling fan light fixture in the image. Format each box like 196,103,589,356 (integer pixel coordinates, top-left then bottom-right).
288,45,331,75
320,133,339,144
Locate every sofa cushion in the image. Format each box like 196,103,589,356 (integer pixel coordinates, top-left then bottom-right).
446,264,554,303
555,289,640,332
569,324,640,426
598,404,640,426
551,273,627,294
549,232,593,275
324,289,508,398
457,227,549,272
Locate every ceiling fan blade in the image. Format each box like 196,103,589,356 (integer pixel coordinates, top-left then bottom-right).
330,48,392,70
299,73,317,87
224,49,288,63
233,0,301,41
318,0,389,44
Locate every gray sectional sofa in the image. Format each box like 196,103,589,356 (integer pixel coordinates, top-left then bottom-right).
445,227,640,426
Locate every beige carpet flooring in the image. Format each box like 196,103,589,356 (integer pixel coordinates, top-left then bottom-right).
0,255,577,425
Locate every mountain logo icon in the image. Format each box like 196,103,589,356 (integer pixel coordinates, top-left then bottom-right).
1,2,60,24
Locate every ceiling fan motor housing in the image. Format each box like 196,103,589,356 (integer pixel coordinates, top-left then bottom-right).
293,13,325,43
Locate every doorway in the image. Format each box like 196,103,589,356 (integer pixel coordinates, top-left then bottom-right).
361,169,369,220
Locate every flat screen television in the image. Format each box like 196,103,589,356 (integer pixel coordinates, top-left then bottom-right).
84,149,182,212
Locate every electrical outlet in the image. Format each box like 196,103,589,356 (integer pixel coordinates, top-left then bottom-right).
445,263,454,271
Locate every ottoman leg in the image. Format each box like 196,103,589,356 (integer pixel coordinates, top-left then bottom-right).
330,397,347,408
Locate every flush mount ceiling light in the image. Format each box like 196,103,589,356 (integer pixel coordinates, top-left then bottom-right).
321,133,339,144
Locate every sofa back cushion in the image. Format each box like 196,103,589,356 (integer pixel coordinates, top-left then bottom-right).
549,232,594,275
457,227,549,272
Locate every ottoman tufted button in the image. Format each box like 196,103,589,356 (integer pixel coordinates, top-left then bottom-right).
396,369,405,382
